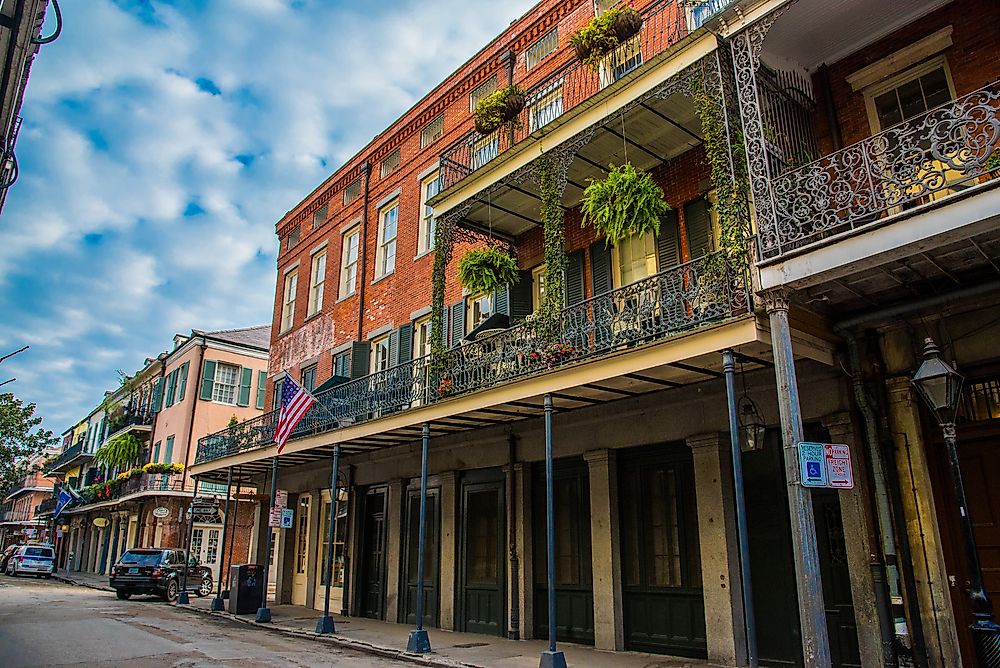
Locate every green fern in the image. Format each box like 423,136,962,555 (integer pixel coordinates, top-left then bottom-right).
457,247,520,296
580,163,669,246
94,433,143,469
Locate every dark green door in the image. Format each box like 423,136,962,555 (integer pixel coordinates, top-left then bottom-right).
359,488,388,620
459,476,505,635
400,488,440,627
532,458,595,645
619,443,706,658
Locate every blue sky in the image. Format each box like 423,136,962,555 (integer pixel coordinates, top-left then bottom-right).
0,0,536,432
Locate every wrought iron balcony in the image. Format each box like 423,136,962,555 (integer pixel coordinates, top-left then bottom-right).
439,0,690,192
44,441,89,474
106,411,154,437
120,472,184,496
196,252,750,465
758,79,1000,261
684,0,738,29
35,497,58,515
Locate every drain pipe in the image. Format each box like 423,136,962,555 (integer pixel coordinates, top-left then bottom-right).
356,162,372,342
507,430,520,640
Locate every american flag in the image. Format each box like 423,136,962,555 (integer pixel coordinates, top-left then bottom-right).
274,376,316,454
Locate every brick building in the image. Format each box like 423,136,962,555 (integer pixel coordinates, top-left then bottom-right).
0,448,59,549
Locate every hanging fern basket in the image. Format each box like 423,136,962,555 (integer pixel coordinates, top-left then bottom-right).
570,8,642,68
457,246,520,296
474,85,527,135
580,163,670,246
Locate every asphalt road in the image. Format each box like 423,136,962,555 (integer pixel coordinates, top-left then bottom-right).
0,576,405,667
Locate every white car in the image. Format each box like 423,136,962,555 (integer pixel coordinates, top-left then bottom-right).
5,544,55,578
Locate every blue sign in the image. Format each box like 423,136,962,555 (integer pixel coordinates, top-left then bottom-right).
798,442,828,488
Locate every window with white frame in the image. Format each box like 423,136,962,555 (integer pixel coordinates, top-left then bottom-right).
211,363,240,405
370,335,391,373
466,293,493,333
340,228,360,297
599,35,642,89
413,316,432,359
532,264,547,312
471,135,499,170
376,201,398,277
308,250,326,316
380,148,401,178
866,61,953,132
419,172,441,255
613,232,657,287
312,204,328,230
343,177,362,205
469,75,498,112
420,115,444,148
528,83,564,132
525,28,558,71
594,0,620,15
281,271,297,332
285,225,301,251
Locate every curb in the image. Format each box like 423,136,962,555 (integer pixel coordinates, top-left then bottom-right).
52,574,114,592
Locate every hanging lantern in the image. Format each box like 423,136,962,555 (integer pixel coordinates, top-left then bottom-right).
738,395,766,452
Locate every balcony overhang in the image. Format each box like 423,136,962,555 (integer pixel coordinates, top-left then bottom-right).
45,451,93,476
188,313,836,484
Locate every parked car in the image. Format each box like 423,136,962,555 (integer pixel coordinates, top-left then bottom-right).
5,544,55,577
109,548,212,601
0,544,20,572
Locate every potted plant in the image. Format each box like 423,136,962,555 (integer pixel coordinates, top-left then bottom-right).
570,7,642,69
581,162,670,246
457,246,520,295
437,376,454,398
474,84,526,135
529,341,577,369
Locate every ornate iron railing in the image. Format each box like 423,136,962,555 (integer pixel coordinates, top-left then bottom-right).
35,497,58,515
684,0,738,29
761,79,1000,260
196,253,750,465
439,0,689,191
106,411,154,438
44,442,86,473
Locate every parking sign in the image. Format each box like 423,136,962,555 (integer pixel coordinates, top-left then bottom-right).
824,444,854,489
798,442,828,487
798,442,854,489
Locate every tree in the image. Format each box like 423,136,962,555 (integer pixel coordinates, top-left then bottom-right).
0,393,58,497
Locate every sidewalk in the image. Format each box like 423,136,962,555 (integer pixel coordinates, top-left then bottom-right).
53,570,718,668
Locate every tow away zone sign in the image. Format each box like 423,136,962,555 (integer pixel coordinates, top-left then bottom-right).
799,442,854,490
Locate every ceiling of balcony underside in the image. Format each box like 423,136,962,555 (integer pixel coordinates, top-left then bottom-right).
458,91,702,240
763,0,954,73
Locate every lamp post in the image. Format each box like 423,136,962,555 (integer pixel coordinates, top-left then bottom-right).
911,337,1000,666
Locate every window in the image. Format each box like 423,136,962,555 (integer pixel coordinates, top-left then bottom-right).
333,350,351,378
281,271,297,332
301,364,317,392
380,148,401,178
420,115,444,148
340,228,360,297
614,232,657,287
594,0,620,15
525,28,558,71
312,204,328,230
371,335,391,373
376,202,398,277
469,74,498,111
211,363,240,405
163,435,174,464
532,264,547,312
414,316,432,359
867,63,952,131
466,293,493,333
272,378,284,410
165,369,178,407
528,83,563,132
471,135,499,169
599,35,642,89
308,250,326,316
285,225,300,251
343,177,361,205
418,172,441,254
152,441,161,463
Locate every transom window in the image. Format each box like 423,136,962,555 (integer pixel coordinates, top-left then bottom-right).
285,226,300,251
420,115,444,148
594,0,620,16
343,178,362,205
308,250,326,316
376,202,398,277
340,228,360,297
380,148,401,178
614,232,657,287
469,74,498,112
281,271,297,332
419,172,441,255
525,28,558,71
212,363,240,405
311,204,328,230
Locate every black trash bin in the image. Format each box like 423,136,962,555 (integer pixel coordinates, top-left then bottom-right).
228,564,263,615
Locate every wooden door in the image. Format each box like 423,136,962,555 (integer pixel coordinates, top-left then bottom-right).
291,494,311,606
459,477,505,635
359,488,388,619
401,489,440,627
532,459,594,645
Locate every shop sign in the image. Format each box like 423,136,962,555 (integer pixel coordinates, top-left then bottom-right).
798,442,854,490
152,506,170,519
92,517,109,528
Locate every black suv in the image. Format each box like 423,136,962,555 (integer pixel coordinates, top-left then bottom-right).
110,548,213,601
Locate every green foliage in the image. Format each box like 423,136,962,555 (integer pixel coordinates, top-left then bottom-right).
227,415,240,429
94,432,143,469
536,155,567,340
570,8,641,69
986,149,1000,173
474,85,526,135
143,462,184,475
457,246,520,295
580,163,669,246
429,218,451,378
0,393,58,497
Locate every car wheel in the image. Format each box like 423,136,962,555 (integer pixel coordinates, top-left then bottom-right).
116,590,132,600
165,579,180,602
196,575,213,597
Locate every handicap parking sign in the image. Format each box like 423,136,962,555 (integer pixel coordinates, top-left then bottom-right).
798,442,828,488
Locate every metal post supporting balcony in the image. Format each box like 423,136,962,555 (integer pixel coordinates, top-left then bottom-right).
256,457,279,623
178,478,199,605
317,444,341,635
226,467,240,598
540,395,567,668
211,467,233,612
407,424,432,653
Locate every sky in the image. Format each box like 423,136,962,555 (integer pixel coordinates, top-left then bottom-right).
0,0,537,433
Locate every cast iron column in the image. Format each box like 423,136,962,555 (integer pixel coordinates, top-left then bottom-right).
178,477,199,605
256,456,279,623
211,467,233,611
317,444,341,634
407,424,432,653
540,395,567,668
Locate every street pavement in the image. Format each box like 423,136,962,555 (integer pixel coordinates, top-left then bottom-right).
0,575,406,667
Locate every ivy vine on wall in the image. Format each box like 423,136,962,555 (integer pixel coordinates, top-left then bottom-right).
535,154,567,340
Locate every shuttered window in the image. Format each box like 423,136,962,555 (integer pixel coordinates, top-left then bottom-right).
256,370,267,409
212,363,240,405
177,362,189,402
683,197,714,260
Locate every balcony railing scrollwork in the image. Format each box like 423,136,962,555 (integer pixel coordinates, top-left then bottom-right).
197,252,750,465
761,79,1000,260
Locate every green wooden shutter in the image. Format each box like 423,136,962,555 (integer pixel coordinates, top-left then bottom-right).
165,370,177,408
152,441,161,463
450,301,465,347
177,362,189,402
396,324,414,364
656,209,681,271
164,436,174,464
256,370,267,409
387,330,399,369
350,341,370,378
200,360,217,400
151,378,164,413
509,270,533,323
237,367,253,406
565,249,585,306
684,197,713,259
589,241,613,296
494,282,510,316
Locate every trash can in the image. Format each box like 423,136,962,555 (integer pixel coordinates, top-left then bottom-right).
228,564,263,615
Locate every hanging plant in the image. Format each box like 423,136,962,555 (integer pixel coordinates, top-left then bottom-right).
457,246,520,296
570,7,642,69
580,162,669,246
474,85,526,135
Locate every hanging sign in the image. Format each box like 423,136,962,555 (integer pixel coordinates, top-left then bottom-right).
274,489,288,510
92,517,109,528
798,442,854,490
280,508,294,529
268,507,283,528
153,506,170,519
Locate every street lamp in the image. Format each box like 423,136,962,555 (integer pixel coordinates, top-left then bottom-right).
911,337,1000,666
